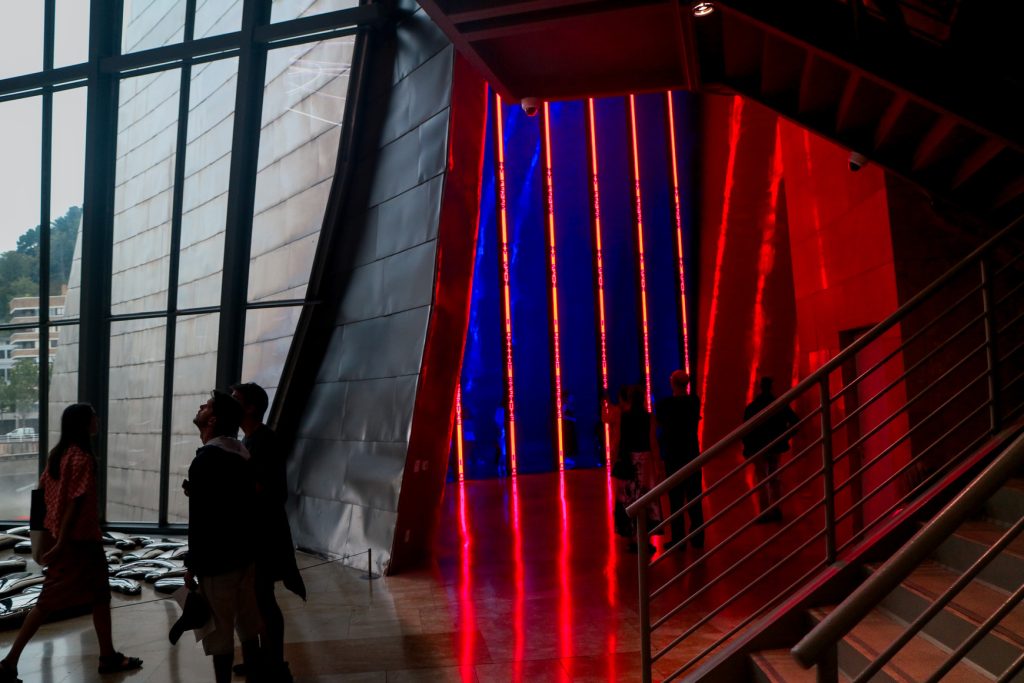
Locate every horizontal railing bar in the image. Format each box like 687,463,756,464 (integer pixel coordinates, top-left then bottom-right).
829,284,983,404
925,580,1024,683
993,247,1024,276
998,650,1024,683
996,307,1024,337
662,559,828,682
832,352,987,466
999,339,1024,366
1002,366,1024,393
651,488,825,616
853,514,1024,682
630,215,1023,515
648,423,821,540
654,530,827,667
833,319,985,432
835,403,991,548
832,381,989,501
792,431,1024,668
994,277,1024,309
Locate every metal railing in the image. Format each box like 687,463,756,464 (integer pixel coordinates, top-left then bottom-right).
626,215,1024,682
792,431,1024,682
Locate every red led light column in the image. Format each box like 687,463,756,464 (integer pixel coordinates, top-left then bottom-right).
454,384,465,481
541,103,566,470
586,99,613,464
665,92,692,377
494,93,518,475
627,94,654,411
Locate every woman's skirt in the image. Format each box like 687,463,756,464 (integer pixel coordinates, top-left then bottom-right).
36,540,111,613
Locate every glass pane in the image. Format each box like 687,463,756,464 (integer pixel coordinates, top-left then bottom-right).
178,58,236,309
51,88,87,322
0,347,40,522
166,313,218,523
106,318,166,522
54,1,91,68
47,323,79,456
249,36,354,303
0,4,43,79
242,306,302,409
112,69,181,315
122,0,187,53
0,97,42,324
271,0,359,23
195,0,243,39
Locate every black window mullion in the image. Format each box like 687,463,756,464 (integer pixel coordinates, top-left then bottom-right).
38,0,55,472
157,0,196,526
215,0,271,390
79,0,123,523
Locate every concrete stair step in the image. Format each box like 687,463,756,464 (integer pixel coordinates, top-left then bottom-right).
808,605,996,682
749,649,849,683
870,560,1024,678
933,520,1024,593
984,478,1024,527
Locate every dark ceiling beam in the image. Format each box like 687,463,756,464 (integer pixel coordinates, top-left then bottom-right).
446,0,597,25
457,0,664,41
950,140,1004,190
417,0,509,98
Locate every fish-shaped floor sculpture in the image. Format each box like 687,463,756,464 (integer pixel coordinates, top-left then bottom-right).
0,572,44,599
3,527,28,537
143,541,186,551
0,559,27,577
153,577,185,595
109,577,142,596
13,541,32,555
0,591,39,627
144,567,186,583
0,535,28,551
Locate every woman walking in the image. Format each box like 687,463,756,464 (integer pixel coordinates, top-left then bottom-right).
612,385,664,552
0,404,141,683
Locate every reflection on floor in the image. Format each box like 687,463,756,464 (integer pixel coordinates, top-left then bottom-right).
0,468,802,681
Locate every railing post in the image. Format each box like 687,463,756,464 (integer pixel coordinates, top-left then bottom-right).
817,643,839,683
979,257,1001,435
820,377,837,564
637,509,653,683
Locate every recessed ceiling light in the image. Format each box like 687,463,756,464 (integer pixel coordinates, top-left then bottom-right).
692,2,715,17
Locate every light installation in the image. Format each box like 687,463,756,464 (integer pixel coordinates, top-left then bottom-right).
627,94,654,411
455,384,465,481
494,93,518,475
586,98,613,463
541,103,566,470
666,92,692,376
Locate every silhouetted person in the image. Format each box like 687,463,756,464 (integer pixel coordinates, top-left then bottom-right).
743,377,799,523
184,391,263,683
655,371,704,548
231,382,306,683
602,386,630,464
0,405,141,683
614,385,663,552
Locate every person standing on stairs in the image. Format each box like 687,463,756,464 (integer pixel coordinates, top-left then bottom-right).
655,370,705,549
743,377,799,523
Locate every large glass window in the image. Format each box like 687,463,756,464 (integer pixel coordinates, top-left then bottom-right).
0,1,365,526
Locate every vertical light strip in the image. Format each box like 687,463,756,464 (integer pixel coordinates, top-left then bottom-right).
627,94,654,411
587,99,612,464
665,92,692,377
455,384,465,481
494,93,518,475
541,103,566,470
747,130,785,404
699,96,744,444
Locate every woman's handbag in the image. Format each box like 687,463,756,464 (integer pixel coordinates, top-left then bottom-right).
29,487,55,564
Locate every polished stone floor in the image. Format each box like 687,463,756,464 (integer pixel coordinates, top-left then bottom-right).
1,467,812,681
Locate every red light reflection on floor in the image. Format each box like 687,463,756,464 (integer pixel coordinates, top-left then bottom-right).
457,481,475,680
747,129,785,404
558,470,572,680
510,475,525,678
699,96,744,444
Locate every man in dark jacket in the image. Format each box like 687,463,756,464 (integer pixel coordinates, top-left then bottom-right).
231,382,306,683
743,377,799,522
655,370,704,548
184,390,262,683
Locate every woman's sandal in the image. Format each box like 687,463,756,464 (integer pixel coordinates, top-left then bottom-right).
97,652,143,674
0,660,21,683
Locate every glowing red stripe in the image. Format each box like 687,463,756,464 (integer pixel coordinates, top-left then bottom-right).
699,96,744,445
665,92,692,376
494,93,518,475
801,129,830,289
747,128,785,404
455,384,465,481
587,99,613,464
542,103,566,470
456,481,475,676
627,95,654,412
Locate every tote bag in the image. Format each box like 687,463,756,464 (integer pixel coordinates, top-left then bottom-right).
29,487,55,564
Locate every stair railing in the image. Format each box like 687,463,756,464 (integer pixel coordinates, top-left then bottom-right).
791,431,1024,683
627,214,1024,682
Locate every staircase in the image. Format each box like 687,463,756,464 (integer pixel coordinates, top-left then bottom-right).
752,470,1024,682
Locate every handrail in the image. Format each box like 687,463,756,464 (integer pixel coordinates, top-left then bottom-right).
791,430,1024,668
628,213,1023,516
